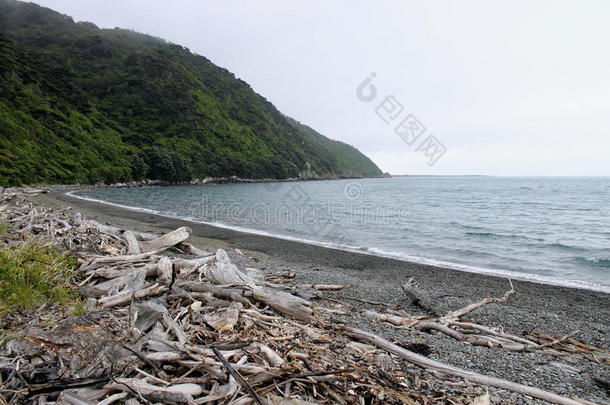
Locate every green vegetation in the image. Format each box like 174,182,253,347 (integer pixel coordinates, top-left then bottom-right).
0,241,79,311
286,118,383,178
0,0,383,186
0,223,9,236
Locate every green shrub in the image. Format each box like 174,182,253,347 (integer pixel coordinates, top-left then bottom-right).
0,242,79,311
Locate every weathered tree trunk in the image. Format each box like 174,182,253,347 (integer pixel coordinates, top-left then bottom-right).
345,327,583,405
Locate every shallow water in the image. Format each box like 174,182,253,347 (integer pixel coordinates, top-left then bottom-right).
73,176,610,292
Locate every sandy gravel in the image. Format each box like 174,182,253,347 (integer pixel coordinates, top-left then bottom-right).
34,191,610,404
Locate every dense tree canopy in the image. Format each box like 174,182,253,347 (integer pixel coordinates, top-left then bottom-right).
0,0,382,186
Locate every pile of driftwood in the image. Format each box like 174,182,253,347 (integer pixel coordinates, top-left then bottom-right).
0,189,607,405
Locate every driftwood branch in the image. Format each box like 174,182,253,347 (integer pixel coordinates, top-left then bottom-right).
1,190,606,405
212,348,264,405
443,280,515,321
345,327,584,405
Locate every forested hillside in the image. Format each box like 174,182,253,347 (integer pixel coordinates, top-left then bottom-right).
0,0,382,186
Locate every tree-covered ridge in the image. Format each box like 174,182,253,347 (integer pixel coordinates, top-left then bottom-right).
286,117,383,178
0,0,382,186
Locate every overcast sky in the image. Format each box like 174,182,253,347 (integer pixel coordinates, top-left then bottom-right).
33,0,610,176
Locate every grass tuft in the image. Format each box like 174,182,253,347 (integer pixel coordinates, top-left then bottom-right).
0,242,79,311
0,223,9,236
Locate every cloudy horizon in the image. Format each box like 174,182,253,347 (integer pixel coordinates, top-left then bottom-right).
31,0,610,176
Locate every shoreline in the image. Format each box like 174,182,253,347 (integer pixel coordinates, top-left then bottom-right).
31,190,610,403
66,187,609,294
39,191,610,314
23,173,389,192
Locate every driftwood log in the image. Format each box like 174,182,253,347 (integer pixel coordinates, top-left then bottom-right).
0,189,606,404
344,327,585,405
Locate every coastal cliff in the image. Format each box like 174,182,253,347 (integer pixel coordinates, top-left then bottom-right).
0,0,382,186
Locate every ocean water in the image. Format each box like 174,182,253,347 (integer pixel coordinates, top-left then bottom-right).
72,177,610,292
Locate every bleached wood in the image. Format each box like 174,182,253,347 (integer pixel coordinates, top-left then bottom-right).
122,230,141,255
156,256,173,286
345,327,583,405
139,227,192,253
98,284,167,309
